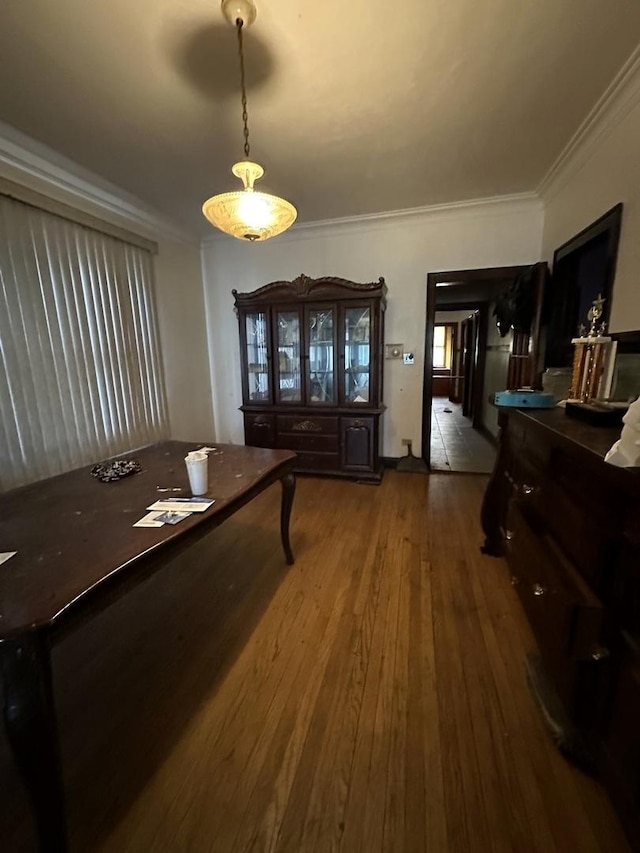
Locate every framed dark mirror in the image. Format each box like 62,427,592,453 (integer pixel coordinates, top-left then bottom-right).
544,203,623,368
610,330,640,402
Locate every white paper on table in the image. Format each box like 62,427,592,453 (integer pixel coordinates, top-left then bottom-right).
133,512,165,528
146,499,214,513
0,551,17,565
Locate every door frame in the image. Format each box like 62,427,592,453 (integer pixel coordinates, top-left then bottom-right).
421,266,530,469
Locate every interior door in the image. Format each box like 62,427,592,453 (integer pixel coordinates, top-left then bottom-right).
461,317,473,416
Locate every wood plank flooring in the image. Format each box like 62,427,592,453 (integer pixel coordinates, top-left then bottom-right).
0,472,631,852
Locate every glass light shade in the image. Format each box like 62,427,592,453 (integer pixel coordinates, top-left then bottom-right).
202,160,297,242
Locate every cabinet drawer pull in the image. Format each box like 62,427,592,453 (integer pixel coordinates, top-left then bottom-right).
532,583,546,597
504,529,514,541
292,420,322,432
522,484,535,496
590,645,610,662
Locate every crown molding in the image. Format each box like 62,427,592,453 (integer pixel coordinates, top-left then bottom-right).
538,44,640,201
0,121,198,247
201,192,543,247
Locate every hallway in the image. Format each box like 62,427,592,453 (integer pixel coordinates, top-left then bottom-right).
430,396,497,473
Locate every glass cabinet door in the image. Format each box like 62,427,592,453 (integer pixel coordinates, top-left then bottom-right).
344,306,371,403
275,310,302,403
307,307,335,404
244,311,270,403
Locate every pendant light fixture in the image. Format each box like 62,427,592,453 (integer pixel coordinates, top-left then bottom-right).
202,0,297,241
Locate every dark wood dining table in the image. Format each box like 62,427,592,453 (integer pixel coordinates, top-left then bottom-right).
0,441,297,852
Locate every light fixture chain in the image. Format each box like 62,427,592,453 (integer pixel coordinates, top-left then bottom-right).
236,20,251,159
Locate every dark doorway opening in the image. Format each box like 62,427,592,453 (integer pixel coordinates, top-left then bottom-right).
422,266,531,471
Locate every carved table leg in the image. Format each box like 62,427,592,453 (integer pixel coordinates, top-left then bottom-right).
1,632,68,852
280,473,296,565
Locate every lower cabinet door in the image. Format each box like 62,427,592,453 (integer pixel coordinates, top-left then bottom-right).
244,413,275,448
341,416,375,471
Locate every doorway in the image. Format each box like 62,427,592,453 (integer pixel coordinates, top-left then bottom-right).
421,266,531,472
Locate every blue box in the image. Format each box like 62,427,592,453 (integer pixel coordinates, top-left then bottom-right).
494,390,556,408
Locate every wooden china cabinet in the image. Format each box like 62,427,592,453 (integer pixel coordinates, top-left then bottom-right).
233,274,387,481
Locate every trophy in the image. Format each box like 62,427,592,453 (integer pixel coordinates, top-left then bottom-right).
569,294,613,402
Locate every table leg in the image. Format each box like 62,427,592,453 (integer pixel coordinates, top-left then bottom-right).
280,473,296,565
1,632,68,852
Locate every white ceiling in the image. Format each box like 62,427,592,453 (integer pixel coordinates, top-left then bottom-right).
1,1,640,238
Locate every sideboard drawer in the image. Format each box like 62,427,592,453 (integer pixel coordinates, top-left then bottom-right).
276,433,339,453
276,415,338,436
506,504,603,662
294,451,340,472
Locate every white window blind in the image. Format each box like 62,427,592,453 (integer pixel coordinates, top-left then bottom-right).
0,194,169,491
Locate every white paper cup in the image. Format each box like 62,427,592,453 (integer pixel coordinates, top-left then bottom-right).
185,451,208,496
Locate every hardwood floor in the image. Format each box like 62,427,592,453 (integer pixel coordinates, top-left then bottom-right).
0,472,630,852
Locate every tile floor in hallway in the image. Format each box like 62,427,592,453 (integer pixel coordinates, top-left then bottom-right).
430,396,497,473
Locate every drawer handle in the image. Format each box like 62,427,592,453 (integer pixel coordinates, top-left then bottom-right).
591,645,610,662
532,583,546,597
521,484,535,496
504,529,514,541
292,420,322,432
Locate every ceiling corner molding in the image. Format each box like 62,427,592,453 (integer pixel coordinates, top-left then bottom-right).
538,44,640,201
200,192,542,248
0,122,198,247
293,192,543,233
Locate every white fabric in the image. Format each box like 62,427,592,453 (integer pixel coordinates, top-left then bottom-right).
0,195,169,490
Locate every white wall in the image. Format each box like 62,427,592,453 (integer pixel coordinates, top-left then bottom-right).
483,307,513,437
153,240,214,441
541,62,640,333
0,127,215,443
202,196,543,457
435,310,472,324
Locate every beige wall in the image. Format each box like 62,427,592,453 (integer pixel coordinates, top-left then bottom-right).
202,197,543,457
153,240,215,441
541,82,640,333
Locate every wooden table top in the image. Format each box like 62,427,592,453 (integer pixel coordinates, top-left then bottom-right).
0,441,296,639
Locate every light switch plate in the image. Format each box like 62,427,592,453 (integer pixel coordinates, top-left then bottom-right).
403,352,415,365
385,343,403,359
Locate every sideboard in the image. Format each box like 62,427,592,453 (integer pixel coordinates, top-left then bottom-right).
481,407,640,849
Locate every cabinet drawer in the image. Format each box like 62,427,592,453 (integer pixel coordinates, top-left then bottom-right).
510,459,612,587
276,415,338,435
505,504,603,662
294,451,340,472
275,433,339,453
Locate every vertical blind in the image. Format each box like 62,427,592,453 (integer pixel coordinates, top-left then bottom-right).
0,195,169,490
